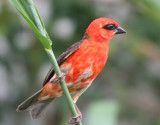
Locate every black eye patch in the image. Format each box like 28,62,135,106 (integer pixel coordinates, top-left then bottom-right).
103,24,117,30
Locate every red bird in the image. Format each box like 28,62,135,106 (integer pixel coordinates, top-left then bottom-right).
17,18,126,123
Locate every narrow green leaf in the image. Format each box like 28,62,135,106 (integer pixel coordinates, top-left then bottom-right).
34,5,51,40
10,0,52,49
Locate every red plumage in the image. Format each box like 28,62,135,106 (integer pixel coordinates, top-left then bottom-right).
17,18,126,120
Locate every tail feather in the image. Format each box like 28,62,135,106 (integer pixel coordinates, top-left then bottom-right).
17,89,43,111
17,88,55,119
29,98,54,119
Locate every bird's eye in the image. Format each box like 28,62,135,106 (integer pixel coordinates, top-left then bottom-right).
103,24,117,30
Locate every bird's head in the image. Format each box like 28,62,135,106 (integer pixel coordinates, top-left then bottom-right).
85,18,126,43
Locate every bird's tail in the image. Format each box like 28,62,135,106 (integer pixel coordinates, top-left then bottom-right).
16,88,55,119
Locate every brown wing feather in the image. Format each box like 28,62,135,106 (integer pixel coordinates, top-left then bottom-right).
42,41,83,86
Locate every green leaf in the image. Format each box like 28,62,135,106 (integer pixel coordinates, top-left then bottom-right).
10,0,52,49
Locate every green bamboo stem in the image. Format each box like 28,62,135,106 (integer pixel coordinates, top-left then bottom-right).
10,0,82,124
17,0,49,38
46,49,80,118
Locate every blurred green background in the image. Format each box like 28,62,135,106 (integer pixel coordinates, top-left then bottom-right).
0,0,160,125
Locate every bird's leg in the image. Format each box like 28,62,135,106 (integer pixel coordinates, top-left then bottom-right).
68,87,89,124
69,103,82,125
50,72,66,83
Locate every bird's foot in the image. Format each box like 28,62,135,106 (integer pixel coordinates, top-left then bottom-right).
69,103,82,125
50,72,66,83
69,114,82,125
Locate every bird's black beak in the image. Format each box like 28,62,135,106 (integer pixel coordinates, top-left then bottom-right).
115,26,126,34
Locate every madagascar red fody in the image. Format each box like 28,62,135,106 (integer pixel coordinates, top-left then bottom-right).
16,18,126,123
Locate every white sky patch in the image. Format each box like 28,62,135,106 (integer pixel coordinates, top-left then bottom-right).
0,64,10,101
0,36,11,57
13,30,35,50
53,17,76,40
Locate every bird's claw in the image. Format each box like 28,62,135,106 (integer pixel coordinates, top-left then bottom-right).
69,114,82,125
50,72,66,83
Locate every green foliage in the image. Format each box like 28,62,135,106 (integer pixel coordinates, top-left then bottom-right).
10,0,52,49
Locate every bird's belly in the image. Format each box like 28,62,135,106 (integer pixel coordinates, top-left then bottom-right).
63,53,108,84
41,42,108,98
41,60,97,98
